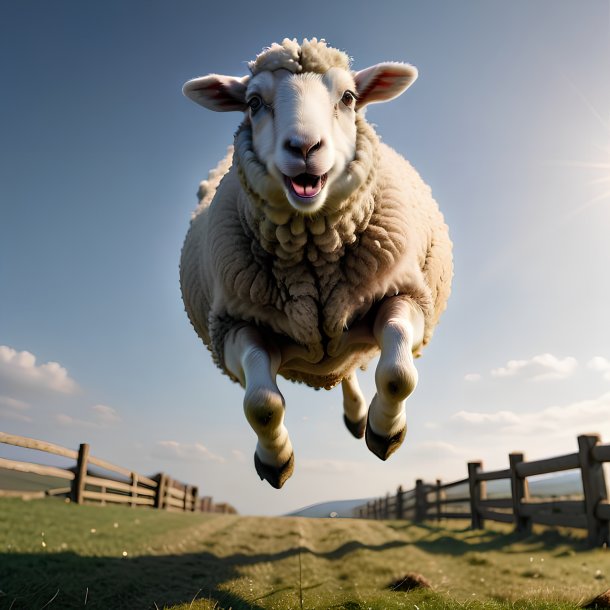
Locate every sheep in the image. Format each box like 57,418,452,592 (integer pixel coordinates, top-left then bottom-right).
180,38,452,489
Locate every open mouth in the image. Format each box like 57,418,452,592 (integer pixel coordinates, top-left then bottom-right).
284,173,328,199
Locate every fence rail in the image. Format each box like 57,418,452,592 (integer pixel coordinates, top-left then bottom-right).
0,432,236,514
354,433,610,547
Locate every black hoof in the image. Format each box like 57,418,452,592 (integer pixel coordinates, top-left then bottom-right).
365,418,406,461
343,414,366,439
254,452,294,489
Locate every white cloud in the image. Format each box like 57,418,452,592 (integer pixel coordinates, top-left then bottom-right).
413,440,465,457
464,373,481,382
55,413,94,428
451,392,610,439
152,440,225,463
0,345,78,395
299,458,359,474
91,404,121,425
0,395,32,423
490,353,577,381
231,449,246,462
588,356,610,380
452,410,521,426
0,395,30,411
0,410,32,423
55,404,121,429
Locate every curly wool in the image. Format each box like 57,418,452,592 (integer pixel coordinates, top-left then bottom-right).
194,147,234,217
183,131,449,388
188,117,382,382
234,114,379,265
248,38,351,76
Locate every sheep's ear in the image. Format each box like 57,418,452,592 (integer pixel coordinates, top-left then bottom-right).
183,74,248,112
354,63,418,110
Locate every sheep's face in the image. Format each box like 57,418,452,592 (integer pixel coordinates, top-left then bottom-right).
244,67,357,214
184,51,417,216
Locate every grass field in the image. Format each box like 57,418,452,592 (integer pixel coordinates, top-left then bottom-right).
0,497,608,609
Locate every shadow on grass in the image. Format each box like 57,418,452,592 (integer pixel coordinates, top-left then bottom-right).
0,539,409,609
407,523,591,557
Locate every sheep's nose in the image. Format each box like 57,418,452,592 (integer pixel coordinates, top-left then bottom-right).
284,137,323,159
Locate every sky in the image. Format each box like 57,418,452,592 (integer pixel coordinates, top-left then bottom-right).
1,1,610,516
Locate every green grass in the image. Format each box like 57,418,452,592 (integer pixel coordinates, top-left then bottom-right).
0,497,608,609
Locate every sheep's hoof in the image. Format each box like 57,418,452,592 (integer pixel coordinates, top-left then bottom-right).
365,419,406,461
254,452,294,489
343,414,366,439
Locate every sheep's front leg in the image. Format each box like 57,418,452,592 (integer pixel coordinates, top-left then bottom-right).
224,325,294,489
366,297,424,460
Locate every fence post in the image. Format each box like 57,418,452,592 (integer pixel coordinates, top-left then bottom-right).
130,472,138,508
191,486,199,512
384,492,390,519
72,443,90,505
184,484,191,512
509,452,530,533
165,477,173,510
415,479,427,522
435,479,443,521
155,473,168,510
578,434,609,546
396,485,404,519
468,462,484,529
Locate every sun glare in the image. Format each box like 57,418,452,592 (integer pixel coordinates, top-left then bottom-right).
546,140,610,225
562,133,610,219
553,71,610,221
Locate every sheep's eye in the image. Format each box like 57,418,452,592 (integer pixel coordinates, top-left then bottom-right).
247,95,263,114
341,90,356,108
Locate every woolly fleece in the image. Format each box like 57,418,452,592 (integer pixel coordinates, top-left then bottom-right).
180,39,453,390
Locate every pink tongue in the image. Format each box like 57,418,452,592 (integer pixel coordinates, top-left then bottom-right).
291,178,321,198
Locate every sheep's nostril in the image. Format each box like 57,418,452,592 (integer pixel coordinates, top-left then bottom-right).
284,140,303,157
284,138,323,159
308,141,322,155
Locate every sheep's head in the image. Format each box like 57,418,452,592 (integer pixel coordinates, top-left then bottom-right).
184,39,417,216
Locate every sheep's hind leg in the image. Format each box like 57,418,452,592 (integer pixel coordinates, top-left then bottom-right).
342,372,367,439
224,326,294,489
366,297,424,461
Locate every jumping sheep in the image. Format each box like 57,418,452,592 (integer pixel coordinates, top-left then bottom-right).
180,39,453,488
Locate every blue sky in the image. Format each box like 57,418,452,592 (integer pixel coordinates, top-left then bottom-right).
1,1,610,515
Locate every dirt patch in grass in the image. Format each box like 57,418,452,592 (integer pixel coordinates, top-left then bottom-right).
388,572,432,592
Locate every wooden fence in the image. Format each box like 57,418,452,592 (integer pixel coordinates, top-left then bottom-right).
354,433,610,547
0,432,236,514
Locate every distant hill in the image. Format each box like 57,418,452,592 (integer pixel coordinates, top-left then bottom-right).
286,497,373,518
287,471,584,519
0,469,69,493
482,470,583,498
528,470,583,497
